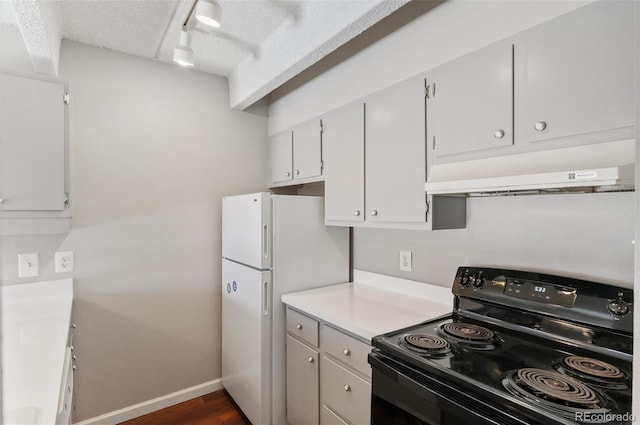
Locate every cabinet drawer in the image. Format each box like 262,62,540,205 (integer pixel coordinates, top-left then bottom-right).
287,308,319,347
321,405,349,425
322,325,371,378
321,357,371,425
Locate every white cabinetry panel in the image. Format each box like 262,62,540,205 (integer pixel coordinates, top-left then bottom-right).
365,76,426,225
322,102,365,225
428,42,513,161
1,74,65,211
515,1,635,146
293,118,322,180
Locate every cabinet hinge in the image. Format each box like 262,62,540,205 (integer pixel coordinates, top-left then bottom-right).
321,160,325,172
432,136,436,150
425,83,436,99
320,120,324,134
64,192,69,206
63,93,70,104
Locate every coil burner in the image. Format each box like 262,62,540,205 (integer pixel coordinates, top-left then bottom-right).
400,334,451,356
503,368,614,420
438,322,499,350
556,356,628,390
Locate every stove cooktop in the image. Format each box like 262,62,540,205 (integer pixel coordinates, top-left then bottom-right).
372,313,632,424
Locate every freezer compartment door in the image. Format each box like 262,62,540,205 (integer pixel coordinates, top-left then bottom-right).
222,192,272,270
222,258,272,425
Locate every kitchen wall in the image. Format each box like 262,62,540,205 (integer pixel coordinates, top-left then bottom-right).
1,28,268,421
268,0,635,287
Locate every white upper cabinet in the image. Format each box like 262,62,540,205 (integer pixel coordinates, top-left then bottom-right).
269,119,323,187
293,118,323,181
269,130,293,185
515,1,635,146
1,74,65,211
322,102,365,225
427,41,514,161
365,76,427,226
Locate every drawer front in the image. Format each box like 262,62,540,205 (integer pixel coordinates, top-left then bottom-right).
321,357,371,425
322,325,371,378
287,336,319,425
286,307,319,347
321,405,349,425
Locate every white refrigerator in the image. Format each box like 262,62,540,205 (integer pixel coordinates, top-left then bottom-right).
221,192,349,425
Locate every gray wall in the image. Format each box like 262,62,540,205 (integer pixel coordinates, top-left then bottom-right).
355,193,635,288
1,29,268,420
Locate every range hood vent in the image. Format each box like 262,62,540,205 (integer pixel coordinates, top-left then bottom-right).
425,139,635,196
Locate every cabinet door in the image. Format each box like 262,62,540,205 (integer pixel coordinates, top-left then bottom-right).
515,1,635,146
428,41,513,161
287,335,319,425
269,130,293,185
322,102,365,225
1,74,65,210
365,76,426,225
293,119,322,180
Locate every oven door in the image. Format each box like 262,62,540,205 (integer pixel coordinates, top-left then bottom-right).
369,351,529,425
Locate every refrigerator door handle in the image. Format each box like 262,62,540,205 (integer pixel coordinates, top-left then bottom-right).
263,280,270,317
262,224,269,260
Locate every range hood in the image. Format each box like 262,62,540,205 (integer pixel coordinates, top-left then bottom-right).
425,139,635,196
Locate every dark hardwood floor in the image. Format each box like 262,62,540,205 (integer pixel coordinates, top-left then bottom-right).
119,390,250,425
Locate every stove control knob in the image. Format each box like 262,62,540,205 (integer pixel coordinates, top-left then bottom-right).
473,271,485,288
607,293,630,318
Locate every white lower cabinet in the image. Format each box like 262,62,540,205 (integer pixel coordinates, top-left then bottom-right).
286,307,372,425
286,335,319,425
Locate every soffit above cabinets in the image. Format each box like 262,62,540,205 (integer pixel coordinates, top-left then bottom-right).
0,0,410,109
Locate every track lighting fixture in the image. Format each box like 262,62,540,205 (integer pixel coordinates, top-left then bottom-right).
195,0,222,28
173,30,194,67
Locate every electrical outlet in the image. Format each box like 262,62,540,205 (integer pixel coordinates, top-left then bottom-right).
18,253,40,278
399,250,412,272
55,251,74,273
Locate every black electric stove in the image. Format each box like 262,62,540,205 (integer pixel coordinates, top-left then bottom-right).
369,267,633,425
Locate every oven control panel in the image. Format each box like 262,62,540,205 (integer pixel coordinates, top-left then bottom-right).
452,266,633,335
504,279,576,308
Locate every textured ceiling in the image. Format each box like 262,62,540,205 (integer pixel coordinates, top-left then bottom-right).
2,0,407,108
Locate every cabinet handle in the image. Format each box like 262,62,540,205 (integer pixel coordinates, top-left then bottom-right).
72,323,77,329
72,365,76,371
296,324,302,330
308,357,314,363
343,384,351,392
534,121,547,131
370,210,378,216
354,210,360,216
295,170,300,175
0,199,4,204
285,172,291,177
493,129,505,139
70,345,74,352
343,348,351,356
72,355,76,360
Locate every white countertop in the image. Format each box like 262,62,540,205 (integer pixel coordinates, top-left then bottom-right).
281,270,453,342
2,279,73,425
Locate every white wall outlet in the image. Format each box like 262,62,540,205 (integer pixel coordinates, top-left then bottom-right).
55,251,74,273
18,253,39,278
399,250,412,272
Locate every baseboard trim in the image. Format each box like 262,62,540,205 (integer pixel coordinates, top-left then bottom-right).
73,379,224,425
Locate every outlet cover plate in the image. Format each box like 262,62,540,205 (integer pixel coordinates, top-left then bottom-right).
18,253,39,278
399,250,412,272
55,251,74,273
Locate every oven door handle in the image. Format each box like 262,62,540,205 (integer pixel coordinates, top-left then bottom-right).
369,352,525,425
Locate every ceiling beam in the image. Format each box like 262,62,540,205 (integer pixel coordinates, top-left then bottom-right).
227,0,409,110
11,0,61,75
